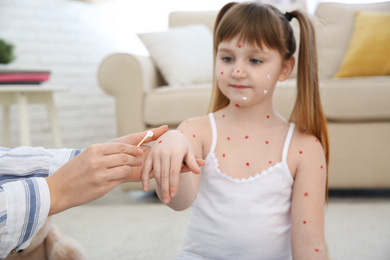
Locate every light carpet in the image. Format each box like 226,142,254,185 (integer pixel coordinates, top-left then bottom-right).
52,188,390,260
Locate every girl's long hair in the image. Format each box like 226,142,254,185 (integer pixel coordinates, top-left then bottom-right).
209,2,329,200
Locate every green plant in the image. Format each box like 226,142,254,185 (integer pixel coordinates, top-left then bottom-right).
0,39,15,64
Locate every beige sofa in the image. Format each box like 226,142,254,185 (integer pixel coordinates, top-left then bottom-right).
98,2,390,191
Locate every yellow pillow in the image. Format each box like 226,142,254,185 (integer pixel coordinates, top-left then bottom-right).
335,11,390,78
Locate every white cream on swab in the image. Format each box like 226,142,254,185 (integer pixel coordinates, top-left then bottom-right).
137,130,154,147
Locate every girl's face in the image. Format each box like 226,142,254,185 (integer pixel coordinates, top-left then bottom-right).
215,35,292,107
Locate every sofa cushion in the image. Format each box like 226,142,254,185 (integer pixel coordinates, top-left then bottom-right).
321,77,390,121
138,25,213,86
144,80,298,126
144,83,212,125
315,2,390,78
335,11,390,78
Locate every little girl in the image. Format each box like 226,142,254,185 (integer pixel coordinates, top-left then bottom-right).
142,2,329,259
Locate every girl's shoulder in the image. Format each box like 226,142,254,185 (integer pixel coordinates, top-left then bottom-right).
178,115,211,132
177,115,213,159
288,127,326,178
177,115,212,141
290,128,325,156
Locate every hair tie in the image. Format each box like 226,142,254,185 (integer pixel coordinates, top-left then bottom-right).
284,12,294,22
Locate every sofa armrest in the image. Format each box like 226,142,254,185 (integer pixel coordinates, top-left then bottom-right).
97,53,164,136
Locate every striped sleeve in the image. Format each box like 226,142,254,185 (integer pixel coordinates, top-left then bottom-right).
0,178,50,258
0,188,7,249
0,146,82,258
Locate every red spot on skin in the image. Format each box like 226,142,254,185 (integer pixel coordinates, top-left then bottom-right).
245,135,249,139
246,162,250,166
299,151,303,154
266,115,270,119
315,249,319,252
265,141,269,144
158,141,162,144
238,44,241,48
321,165,324,169
227,137,230,140
303,221,307,224
222,114,226,118
315,139,319,142
304,192,308,196
223,154,226,158
221,71,224,75
193,135,196,138
235,104,240,108
237,70,240,73
269,161,272,164
185,120,189,123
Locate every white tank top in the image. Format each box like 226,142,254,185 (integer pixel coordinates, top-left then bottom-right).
177,113,295,260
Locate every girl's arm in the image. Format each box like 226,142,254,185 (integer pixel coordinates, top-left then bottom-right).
142,117,206,211
290,134,328,259
157,171,200,211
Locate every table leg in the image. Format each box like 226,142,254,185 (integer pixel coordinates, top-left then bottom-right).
2,105,10,148
46,93,63,148
17,92,31,146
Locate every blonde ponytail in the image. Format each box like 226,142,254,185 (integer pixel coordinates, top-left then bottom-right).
289,11,329,200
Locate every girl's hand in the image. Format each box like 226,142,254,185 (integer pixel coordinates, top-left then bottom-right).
141,130,203,204
111,125,169,182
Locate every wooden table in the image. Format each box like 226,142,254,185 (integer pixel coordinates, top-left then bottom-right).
0,85,67,148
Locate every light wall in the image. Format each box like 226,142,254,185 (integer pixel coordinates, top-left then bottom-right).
0,0,118,148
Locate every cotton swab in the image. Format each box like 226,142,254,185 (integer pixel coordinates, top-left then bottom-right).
137,130,154,147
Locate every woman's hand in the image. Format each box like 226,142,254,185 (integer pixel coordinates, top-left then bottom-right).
111,125,168,182
141,130,204,204
46,125,168,216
